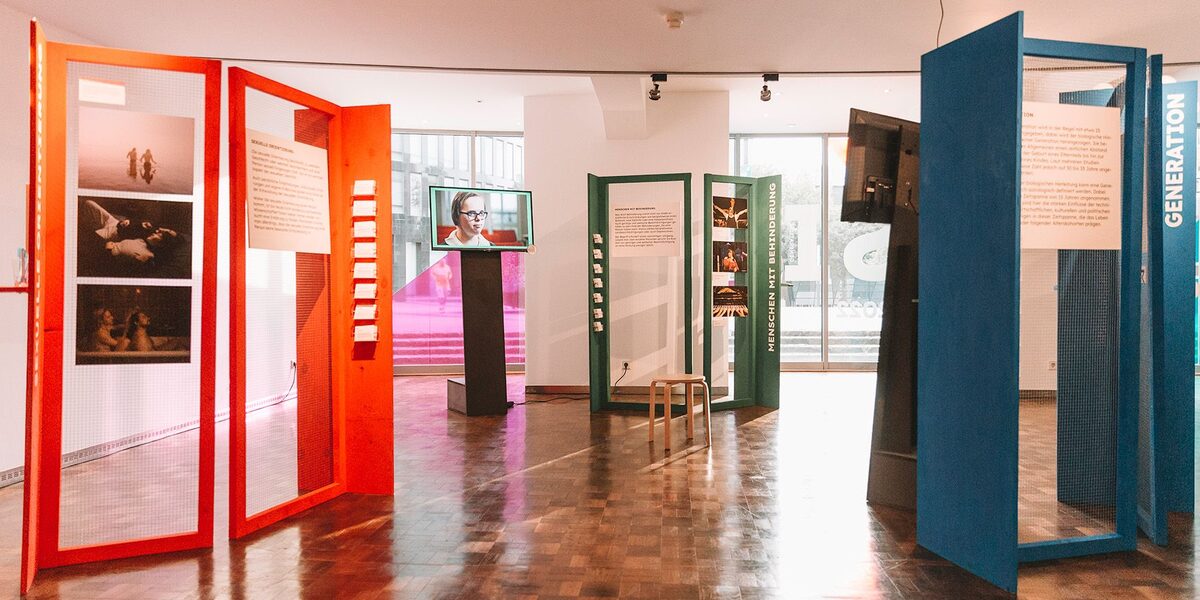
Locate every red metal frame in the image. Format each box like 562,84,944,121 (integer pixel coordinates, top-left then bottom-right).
21,23,220,594
227,67,350,539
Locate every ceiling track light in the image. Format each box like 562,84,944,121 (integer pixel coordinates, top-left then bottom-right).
761,73,778,102
649,73,668,101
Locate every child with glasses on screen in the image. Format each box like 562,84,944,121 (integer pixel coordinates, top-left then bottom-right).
445,191,492,247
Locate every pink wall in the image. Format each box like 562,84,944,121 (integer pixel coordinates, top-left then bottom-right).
392,253,525,366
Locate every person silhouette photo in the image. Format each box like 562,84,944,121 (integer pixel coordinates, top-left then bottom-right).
140,148,157,184
126,147,138,179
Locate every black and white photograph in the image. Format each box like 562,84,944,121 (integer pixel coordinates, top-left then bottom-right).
713,285,749,318
712,196,748,229
77,106,196,195
713,241,748,273
77,196,192,279
75,284,192,365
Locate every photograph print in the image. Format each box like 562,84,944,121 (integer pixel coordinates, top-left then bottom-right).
77,196,192,279
78,106,196,195
713,241,748,273
76,284,192,365
712,196,748,229
713,285,749,318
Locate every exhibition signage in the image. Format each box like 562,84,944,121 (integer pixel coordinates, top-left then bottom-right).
1019,100,1123,250
609,197,681,257
245,128,332,254
1154,79,1197,514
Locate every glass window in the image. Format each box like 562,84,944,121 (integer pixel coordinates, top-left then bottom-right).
731,134,885,367
737,137,824,364
827,136,886,363
391,131,524,369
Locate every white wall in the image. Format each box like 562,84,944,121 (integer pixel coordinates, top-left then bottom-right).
524,91,729,387
0,6,96,472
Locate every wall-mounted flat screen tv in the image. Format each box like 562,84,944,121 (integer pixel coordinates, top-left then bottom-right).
841,108,919,224
429,186,534,251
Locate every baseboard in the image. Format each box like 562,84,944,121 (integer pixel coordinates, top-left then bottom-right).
0,392,293,489
394,363,525,376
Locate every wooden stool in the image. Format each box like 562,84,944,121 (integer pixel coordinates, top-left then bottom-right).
648,374,711,449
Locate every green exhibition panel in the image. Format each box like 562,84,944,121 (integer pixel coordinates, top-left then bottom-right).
703,174,781,410
587,173,693,412
918,11,1145,593
586,172,780,413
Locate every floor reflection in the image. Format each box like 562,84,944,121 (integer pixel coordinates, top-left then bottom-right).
0,373,1195,598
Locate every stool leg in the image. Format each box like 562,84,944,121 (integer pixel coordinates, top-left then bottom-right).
663,383,671,450
703,383,712,447
686,383,695,440
648,381,656,443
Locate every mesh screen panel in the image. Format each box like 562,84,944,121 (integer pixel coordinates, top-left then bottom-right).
242,89,335,517
59,62,206,547
1017,56,1128,544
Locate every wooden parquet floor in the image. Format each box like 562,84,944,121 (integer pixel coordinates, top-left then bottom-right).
0,373,1195,599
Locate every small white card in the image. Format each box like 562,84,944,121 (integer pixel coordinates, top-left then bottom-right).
592,293,603,304
592,263,603,274
592,249,603,259
593,308,603,319
592,321,604,332
353,262,377,279
354,283,377,299
354,242,376,258
592,234,603,244
352,200,377,217
592,278,603,289
354,324,378,342
352,180,377,197
353,221,377,239
353,304,377,321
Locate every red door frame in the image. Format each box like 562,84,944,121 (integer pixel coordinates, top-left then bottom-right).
21,21,221,594
227,67,351,539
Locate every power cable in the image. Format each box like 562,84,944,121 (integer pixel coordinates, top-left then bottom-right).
936,0,945,48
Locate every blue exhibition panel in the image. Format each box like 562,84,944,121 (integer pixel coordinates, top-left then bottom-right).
1144,60,1197,540
918,11,1147,593
917,12,1023,593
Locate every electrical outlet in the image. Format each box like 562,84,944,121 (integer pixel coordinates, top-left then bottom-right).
1048,360,1056,370
622,361,630,371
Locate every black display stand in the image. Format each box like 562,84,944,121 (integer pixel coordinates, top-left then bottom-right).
451,251,509,415
866,125,919,509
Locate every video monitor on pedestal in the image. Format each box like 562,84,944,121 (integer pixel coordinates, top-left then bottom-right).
428,185,534,416
429,186,534,251
841,108,920,224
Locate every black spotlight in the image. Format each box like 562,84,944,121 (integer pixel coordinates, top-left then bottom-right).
649,73,667,101
761,73,778,102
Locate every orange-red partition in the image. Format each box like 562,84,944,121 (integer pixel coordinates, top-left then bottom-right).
228,67,394,539
21,21,221,594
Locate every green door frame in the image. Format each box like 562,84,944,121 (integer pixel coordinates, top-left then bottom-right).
704,174,782,410
587,173,693,412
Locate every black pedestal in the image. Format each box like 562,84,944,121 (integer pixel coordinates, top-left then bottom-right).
453,251,509,416
866,128,919,510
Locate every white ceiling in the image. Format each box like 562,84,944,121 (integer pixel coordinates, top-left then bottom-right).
10,1,1198,73
238,62,922,133
9,0,1197,133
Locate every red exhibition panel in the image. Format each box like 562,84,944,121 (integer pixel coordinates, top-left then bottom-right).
228,67,394,540
21,21,221,595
